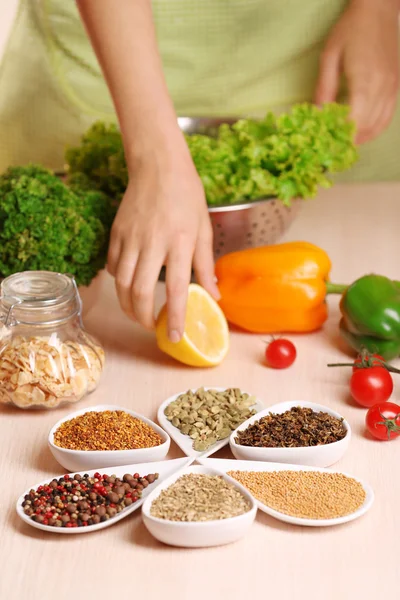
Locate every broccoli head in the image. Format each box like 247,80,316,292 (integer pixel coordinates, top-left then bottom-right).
0,165,116,286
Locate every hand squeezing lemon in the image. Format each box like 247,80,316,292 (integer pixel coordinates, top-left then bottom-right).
156,284,229,367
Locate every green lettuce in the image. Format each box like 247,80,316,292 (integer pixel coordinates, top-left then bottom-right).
66,103,357,207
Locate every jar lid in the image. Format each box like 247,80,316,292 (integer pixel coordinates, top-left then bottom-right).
0,271,81,326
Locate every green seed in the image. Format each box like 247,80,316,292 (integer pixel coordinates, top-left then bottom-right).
164,388,256,452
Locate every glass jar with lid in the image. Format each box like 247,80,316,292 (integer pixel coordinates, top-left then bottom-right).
0,271,105,409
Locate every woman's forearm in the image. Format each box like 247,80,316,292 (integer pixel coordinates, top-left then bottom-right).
76,0,183,168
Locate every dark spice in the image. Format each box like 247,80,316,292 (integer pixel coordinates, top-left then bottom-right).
22,471,159,528
235,407,347,448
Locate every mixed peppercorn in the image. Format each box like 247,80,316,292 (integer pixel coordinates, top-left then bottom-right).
22,471,159,528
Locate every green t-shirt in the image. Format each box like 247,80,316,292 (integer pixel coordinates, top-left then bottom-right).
0,0,399,181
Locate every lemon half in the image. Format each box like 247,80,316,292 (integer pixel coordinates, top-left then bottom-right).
156,284,229,367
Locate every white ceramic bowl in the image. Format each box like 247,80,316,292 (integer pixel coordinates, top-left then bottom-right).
157,388,264,459
229,401,351,468
198,458,374,528
48,404,170,472
142,465,257,547
16,458,191,535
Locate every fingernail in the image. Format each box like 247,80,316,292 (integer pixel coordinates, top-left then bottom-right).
169,329,181,343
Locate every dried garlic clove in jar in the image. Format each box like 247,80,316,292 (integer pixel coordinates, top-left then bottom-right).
0,271,104,409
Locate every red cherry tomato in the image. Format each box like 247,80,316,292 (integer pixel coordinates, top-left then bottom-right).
350,366,393,407
265,338,296,369
352,353,385,372
366,402,400,441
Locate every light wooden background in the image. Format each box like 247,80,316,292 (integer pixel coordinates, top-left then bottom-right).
0,183,399,600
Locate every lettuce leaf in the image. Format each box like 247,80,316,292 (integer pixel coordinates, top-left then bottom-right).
67,103,358,207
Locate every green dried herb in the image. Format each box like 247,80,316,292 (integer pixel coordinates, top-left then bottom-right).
235,406,347,448
150,474,251,522
164,387,256,452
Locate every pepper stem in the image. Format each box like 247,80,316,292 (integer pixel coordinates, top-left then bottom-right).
325,282,348,295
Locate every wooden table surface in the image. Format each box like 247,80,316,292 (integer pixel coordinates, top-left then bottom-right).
1,183,399,600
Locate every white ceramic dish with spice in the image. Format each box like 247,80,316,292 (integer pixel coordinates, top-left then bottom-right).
198,458,374,527
141,465,257,547
16,457,192,535
48,404,171,472
157,388,264,460
229,400,351,468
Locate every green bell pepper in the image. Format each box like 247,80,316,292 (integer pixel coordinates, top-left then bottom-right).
339,274,400,360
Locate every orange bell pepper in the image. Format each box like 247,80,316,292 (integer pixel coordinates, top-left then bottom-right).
215,241,337,333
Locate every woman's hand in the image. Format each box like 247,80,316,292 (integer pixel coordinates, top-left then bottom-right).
107,140,219,342
315,0,400,144
77,1,219,340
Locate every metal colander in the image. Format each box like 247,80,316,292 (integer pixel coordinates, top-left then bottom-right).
178,117,301,259
209,197,300,258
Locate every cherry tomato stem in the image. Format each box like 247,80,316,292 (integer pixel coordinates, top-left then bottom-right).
327,360,400,374
376,413,400,437
366,402,400,441
328,349,400,373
